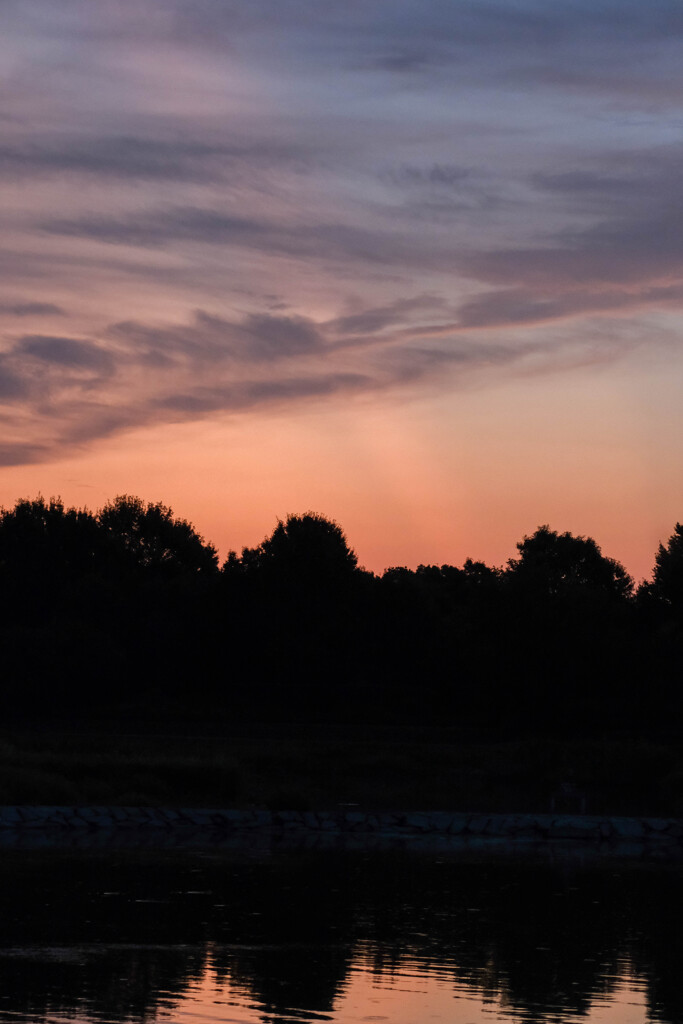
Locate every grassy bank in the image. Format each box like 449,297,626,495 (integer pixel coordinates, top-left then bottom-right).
0,726,682,817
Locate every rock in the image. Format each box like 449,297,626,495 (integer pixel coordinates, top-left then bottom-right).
466,816,492,835
548,816,598,840
0,807,25,826
447,815,469,835
643,817,670,832
0,804,680,848
610,817,645,840
429,812,456,832
404,812,432,833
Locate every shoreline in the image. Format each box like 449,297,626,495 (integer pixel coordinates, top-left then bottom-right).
1,805,681,847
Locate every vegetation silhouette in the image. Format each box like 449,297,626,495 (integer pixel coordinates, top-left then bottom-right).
507,525,634,600
652,522,683,609
0,493,681,735
99,494,218,576
229,511,358,580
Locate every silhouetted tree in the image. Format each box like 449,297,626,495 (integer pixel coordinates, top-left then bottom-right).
503,526,637,732
0,497,124,714
221,514,367,720
98,495,218,575
507,525,633,600
232,512,358,583
631,524,683,731
0,494,223,718
0,495,103,588
652,523,683,609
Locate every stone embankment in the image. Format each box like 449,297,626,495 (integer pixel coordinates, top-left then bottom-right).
0,805,681,846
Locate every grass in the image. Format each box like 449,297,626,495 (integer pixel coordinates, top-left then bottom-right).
0,725,682,815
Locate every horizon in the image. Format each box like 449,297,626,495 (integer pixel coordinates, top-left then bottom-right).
1,1,682,584
0,488,670,584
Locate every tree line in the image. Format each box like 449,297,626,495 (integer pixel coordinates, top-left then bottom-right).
1,494,682,734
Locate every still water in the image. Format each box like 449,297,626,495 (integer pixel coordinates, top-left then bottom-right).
0,840,679,1024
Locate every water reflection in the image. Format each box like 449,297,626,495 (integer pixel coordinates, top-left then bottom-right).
0,845,679,1023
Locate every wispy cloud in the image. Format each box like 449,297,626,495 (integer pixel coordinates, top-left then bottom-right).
0,135,309,183
0,302,64,317
0,292,644,467
0,0,682,466
40,205,443,272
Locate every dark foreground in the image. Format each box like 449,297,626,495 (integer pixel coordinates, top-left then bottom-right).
3,725,683,818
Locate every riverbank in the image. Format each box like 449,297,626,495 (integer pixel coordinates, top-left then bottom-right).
3,726,683,817
1,804,682,851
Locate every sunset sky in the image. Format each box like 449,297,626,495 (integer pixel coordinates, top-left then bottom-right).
2,0,682,578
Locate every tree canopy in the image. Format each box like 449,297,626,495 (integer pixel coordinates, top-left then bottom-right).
507,525,634,601
231,512,358,582
652,523,683,609
98,495,218,575
0,496,102,581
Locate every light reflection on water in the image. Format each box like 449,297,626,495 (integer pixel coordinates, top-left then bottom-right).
0,844,678,1024
35,948,650,1024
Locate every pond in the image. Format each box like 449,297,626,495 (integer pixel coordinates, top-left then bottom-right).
0,840,679,1023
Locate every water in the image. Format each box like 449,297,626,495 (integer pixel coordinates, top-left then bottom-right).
0,842,679,1023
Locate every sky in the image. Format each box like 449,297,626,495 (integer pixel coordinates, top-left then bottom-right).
2,0,683,579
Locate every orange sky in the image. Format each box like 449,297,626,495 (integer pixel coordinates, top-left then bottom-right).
0,336,678,581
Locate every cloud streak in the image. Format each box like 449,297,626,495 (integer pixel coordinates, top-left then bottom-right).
0,135,309,183
0,302,64,317
0,293,642,467
0,0,682,466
